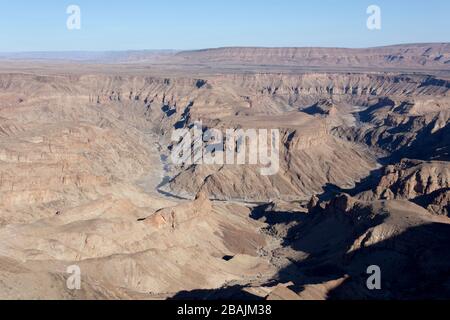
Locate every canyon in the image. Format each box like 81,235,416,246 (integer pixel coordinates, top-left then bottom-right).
0,43,449,299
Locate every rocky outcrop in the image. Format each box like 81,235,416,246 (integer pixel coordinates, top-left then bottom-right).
144,191,213,229
357,159,450,216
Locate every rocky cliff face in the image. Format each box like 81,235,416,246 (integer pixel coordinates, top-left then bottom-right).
6,71,447,203
168,126,377,202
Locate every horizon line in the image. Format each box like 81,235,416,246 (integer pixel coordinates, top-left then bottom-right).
1,42,449,55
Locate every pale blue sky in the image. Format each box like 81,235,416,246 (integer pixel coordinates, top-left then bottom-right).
0,0,449,52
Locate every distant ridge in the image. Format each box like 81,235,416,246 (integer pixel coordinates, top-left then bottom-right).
0,50,179,63
176,43,450,69
0,43,449,70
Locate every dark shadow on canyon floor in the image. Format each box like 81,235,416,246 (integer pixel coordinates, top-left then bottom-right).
270,212,450,300
169,203,450,300
169,285,262,300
